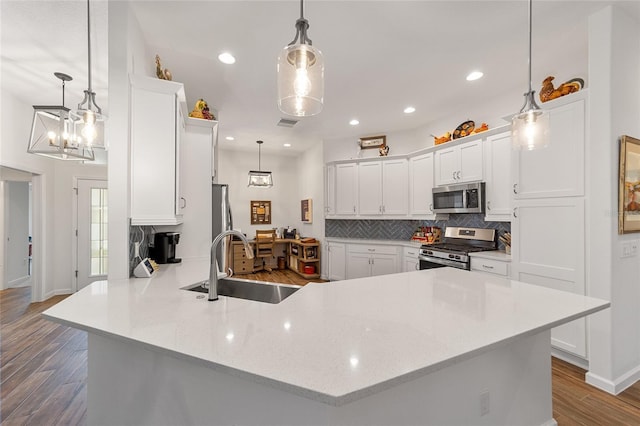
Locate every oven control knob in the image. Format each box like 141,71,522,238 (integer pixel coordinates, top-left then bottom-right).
449,254,454,259
426,251,433,255
455,255,461,260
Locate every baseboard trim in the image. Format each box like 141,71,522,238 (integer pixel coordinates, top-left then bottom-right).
42,288,74,302
8,275,31,288
552,348,589,370
586,364,640,395
541,419,558,426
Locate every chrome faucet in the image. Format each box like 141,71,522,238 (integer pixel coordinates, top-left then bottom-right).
209,230,254,301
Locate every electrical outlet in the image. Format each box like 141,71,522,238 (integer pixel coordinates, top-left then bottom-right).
621,241,639,258
480,389,490,416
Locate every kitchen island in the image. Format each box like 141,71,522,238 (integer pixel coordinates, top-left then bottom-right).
43,259,608,425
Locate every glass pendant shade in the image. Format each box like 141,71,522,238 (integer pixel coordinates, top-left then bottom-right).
27,106,95,161
512,105,550,151
277,43,324,117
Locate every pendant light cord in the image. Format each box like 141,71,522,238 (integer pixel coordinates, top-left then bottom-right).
86,0,92,93
527,0,532,95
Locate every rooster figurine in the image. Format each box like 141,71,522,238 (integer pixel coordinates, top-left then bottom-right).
155,55,173,81
189,99,215,120
539,76,583,103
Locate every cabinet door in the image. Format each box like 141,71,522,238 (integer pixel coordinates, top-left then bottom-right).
382,159,408,215
346,253,371,279
130,84,182,225
403,247,420,272
371,254,398,276
327,242,345,281
335,163,358,215
484,132,512,221
409,153,435,216
513,97,585,199
434,146,459,186
358,162,383,215
325,165,336,216
175,95,185,216
459,140,483,183
512,197,586,357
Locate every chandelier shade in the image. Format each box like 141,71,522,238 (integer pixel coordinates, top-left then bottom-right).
27,72,95,161
511,0,549,151
248,140,273,187
277,0,324,117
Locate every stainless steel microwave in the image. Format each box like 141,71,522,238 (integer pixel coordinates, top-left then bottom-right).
432,182,485,214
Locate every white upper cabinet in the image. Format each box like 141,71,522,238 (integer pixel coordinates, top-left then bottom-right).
335,163,358,215
409,152,435,217
512,95,585,199
130,75,187,225
484,132,512,222
435,139,483,186
357,159,408,216
325,164,336,216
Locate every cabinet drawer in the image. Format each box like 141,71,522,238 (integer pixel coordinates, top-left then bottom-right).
348,244,398,255
470,258,509,277
403,246,420,259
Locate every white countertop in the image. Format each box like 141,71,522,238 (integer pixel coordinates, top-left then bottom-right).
43,259,608,406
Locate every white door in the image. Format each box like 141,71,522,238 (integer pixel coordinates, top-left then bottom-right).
434,147,459,186
327,242,345,281
76,179,108,291
371,254,397,276
459,140,483,183
335,163,358,215
484,132,512,221
346,252,371,279
325,165,336,216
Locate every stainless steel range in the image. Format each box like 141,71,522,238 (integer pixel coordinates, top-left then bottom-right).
418,226,497,270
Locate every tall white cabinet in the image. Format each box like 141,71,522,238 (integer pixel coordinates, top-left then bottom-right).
335,163,358,216
409,152,436,217
130,75,187,225
484,132,512,222
511,92,588,361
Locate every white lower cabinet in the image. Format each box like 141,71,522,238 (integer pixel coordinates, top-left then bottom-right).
346,244,399,279
402,246,420,272
512,197,587,359
327,242,346,281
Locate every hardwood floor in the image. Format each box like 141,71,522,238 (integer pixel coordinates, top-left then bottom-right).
2,275,640,425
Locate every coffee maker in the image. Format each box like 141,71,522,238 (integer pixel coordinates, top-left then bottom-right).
150,232,182,264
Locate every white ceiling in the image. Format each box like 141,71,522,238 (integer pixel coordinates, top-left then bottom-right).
3,1,640,157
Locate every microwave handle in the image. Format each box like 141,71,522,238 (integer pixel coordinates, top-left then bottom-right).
462,188,467,208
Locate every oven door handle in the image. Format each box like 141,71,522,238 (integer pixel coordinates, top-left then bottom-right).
418,255,467,270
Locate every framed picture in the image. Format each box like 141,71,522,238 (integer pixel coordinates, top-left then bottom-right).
250,200,271,225
301,199,312,223
359,135,386,149
619,135,640,233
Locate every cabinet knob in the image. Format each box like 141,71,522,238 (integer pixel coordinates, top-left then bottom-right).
456,171,461,180
513,183,518,194
482,264,494,269
513,207,518,218
452,171,456,180
429,203,433,212
487,201,491,211
353,206,356,213
180,197,187,209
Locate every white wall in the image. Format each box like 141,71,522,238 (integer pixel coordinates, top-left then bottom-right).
107,1,153,280
586,5,640,394
295,140,324,240
217,148,300,238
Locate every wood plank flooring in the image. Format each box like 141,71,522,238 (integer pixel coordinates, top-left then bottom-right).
3,273,640,425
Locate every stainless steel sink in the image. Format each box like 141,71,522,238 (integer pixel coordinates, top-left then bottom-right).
182,277,300,304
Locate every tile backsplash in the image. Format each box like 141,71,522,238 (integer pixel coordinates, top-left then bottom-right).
325,215,511,248
129,225,154,275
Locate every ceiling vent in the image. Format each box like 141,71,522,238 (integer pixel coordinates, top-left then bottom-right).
277,118,299,128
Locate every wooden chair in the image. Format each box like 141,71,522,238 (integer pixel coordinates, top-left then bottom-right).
255,229,275,272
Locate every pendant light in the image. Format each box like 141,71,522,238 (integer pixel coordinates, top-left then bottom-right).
248,141,273,187
27,72,95,161
277,0,324,117
511,0,549,151
70,0,106,149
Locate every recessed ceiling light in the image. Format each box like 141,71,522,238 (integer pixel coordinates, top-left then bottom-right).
349,119,360,126
466,71,483,81
283,143,291,147
404,106,416,114
225,136,235,141
218,52,236,65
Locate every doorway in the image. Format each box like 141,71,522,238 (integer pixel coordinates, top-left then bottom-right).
1,168,33,291
75,178,108,291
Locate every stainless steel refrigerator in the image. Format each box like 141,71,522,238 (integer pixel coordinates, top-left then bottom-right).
212,184,233,274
